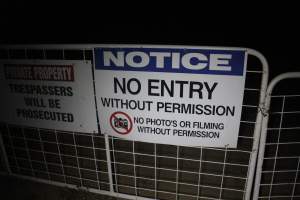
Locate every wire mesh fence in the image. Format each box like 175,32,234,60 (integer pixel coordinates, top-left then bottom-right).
254,73,300,200
0,45,268,200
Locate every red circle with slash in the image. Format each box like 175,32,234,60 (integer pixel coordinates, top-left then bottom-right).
109,111,133,135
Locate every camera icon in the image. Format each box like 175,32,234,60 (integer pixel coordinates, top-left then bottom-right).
114,117,128,129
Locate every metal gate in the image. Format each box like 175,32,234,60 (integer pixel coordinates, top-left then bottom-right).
0,45,268,200
253,72,300,199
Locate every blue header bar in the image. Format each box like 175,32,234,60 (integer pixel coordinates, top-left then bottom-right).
94,47,246,76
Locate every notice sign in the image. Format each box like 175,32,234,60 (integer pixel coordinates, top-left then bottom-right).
94,46,247,147
0,60,98,133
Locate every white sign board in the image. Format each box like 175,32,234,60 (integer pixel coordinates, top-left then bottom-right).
94,46,247,147
0,60,98,133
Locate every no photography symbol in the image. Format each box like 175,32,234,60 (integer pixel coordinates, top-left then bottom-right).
110,111,133,135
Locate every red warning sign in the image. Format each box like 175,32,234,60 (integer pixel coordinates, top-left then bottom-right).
109,111,133,135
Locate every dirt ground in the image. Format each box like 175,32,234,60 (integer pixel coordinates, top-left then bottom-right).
0,175,126,200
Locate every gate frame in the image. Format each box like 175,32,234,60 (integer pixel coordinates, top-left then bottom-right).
0,45,269,200
253,72,300,200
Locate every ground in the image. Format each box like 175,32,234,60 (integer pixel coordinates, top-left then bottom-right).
0,175,125,200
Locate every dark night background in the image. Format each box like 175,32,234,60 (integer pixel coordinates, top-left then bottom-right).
0,2,299,80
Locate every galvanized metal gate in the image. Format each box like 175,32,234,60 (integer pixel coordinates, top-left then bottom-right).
253,72,300,199
0,45,268,200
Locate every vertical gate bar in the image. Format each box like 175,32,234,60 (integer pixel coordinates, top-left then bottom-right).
105,134,114,193
37,127,50,180
133,141,138,196
55,130,67,184
291,157,300,198
21,127,34,176
7,124,20,173
219,146,228,199
72,131,83,187
196,147,203,200
268,96,285,199
252,92,272,199
91,134,101,190
0,127,11,174
245,49,269,200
